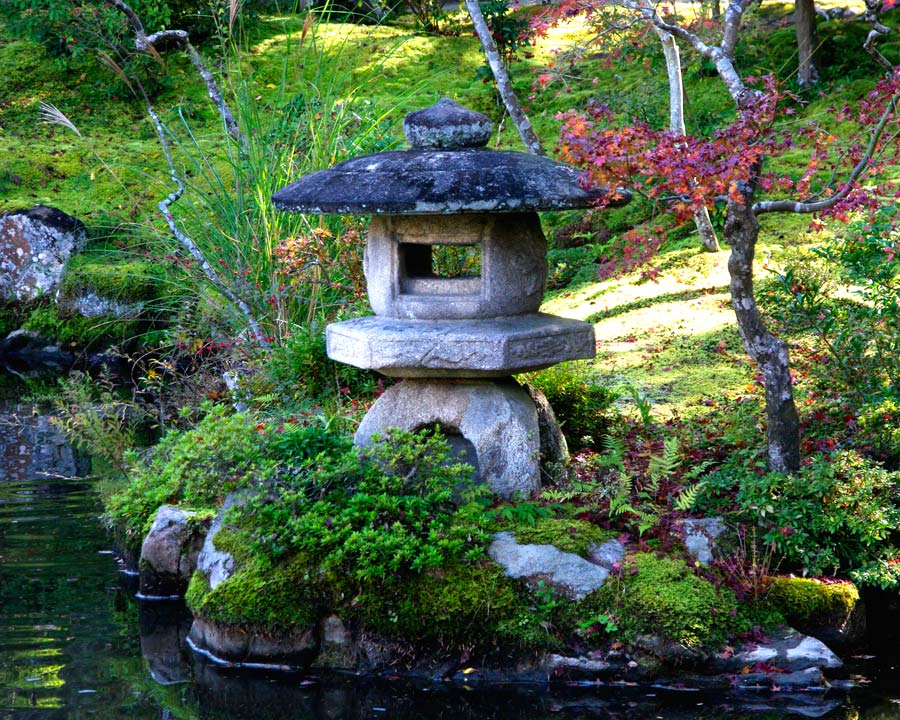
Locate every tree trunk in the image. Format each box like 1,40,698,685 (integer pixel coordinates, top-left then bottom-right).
465,0,546,156
795,0,820,87
724,185,801,473
652,21,720,252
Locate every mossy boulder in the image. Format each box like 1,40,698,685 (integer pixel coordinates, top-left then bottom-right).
765,577,865,652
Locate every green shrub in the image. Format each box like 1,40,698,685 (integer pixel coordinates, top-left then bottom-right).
104,404,348,551
858,397,900,466
256,322,376,406
705,451,900,576
240,427,491,580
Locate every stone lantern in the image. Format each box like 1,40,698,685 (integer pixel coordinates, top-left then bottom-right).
273,99,628,498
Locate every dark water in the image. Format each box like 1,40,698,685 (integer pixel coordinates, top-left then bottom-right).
2,402,900,719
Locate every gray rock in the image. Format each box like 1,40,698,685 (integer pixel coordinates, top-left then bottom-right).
313,615,357,669
188,617,318,668
139,505,209,598
588,538,625,570
195,494,244,590
57,291,144,319
326,313,596,378
776,667,828,690
524,382,569,477
712,627,842,673
546,653,613,676
0,206,86,301
488,531,610,599
355,379,541,498
677,517,727,565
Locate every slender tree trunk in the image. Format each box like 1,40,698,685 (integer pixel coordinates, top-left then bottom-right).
795,0,820,87
652,22,720,252
465,0,546,156
725,185,800,473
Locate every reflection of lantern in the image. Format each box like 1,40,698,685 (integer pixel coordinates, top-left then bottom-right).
273,99,628,497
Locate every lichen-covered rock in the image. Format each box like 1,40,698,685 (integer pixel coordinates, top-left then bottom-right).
487,531,611,599
139,505,210,598
0,206,86,301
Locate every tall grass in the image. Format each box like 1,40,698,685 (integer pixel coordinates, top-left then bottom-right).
151,8,422,343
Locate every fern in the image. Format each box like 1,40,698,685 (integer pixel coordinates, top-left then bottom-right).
648,437,680,485
674,481,706,512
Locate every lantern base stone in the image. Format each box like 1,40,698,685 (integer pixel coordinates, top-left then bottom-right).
354,379,541,499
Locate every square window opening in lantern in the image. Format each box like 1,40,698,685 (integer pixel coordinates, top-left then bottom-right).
399,243,482,296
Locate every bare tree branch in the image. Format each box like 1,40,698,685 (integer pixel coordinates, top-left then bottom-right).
111,0,267,345
111,0,245,147
863,0,894,72
465,0,546,156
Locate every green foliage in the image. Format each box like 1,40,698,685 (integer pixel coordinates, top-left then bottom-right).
104,404,348,551
480,0,531,63
858,396,900,465
596,553,739,648
521,363,619,450
704,451,900,576
608,436,680,537
252,322,376,407
496,500,552,527
52,371,145,471
851,552,900,591
764,207,900,401
765,577,859,627
240,427,490,581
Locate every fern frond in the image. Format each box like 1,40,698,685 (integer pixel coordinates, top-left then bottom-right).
674,481,706,512
649,436,680,486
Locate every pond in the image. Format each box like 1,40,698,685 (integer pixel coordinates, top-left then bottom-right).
2,398,900,719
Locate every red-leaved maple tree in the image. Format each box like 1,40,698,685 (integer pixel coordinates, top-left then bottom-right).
535,0,900,472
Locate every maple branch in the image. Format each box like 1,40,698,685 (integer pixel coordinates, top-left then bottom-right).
753,94,899,215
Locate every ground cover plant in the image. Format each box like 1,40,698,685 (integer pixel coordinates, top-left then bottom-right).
11,0,900,666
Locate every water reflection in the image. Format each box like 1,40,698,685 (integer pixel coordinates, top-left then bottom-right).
1,396,899,719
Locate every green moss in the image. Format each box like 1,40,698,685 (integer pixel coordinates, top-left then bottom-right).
186,554,321,632
351,562,558,651
765,577,859,627
597,553,739,648
21,302,143,349
61,255,170,303
512,518,615,557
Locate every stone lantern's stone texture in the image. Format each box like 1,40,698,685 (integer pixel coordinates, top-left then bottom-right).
364,214,546,320
273,98,629,498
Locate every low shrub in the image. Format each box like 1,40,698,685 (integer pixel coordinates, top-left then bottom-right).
703,450,900,576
